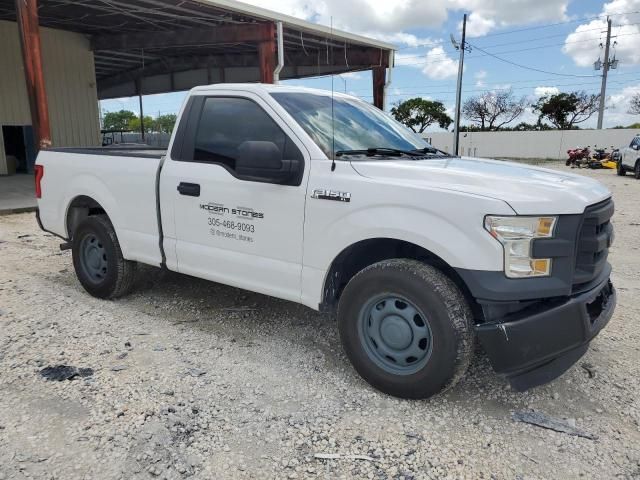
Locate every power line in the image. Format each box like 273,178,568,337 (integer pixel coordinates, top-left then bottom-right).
466,43,600,78
345,70,640,94
395,10,640,50
353,80,637,99
396,29,640,67
474,10,640,38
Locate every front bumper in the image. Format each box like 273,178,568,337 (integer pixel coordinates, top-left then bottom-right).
474,276,616,391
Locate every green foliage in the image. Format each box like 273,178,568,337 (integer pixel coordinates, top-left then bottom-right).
532,91,599,130
102,110,137,131
129,115,154,134
154,114,178,134
102,111,178,134
391,98,453,133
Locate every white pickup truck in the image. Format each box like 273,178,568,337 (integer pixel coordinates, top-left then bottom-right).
35,84,616,399
616,133,640,178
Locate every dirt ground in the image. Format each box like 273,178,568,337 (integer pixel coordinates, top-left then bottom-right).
0,165,639,480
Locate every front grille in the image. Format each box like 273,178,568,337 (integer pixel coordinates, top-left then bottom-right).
573,199,614,287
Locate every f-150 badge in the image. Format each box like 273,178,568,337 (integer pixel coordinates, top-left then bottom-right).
311,189,351,203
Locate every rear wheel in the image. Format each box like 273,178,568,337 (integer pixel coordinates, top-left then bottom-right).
72,215,137,299
337,259,474,399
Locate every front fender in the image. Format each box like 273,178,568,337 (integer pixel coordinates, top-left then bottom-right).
299,192,515,310
306,200,512,274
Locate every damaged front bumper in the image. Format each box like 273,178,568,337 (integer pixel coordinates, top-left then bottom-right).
474,276,616,391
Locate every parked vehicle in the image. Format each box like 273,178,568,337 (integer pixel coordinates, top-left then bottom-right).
592,145,611,161
566,146,591,167
616,134,640,178
35,84,616,399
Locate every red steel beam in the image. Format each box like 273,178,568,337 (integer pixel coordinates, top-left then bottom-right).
92,23,276,52
15,0,51,150
258,22,276,84
372,66,385,110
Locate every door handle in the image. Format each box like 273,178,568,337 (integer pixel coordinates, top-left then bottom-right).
177,182,200,197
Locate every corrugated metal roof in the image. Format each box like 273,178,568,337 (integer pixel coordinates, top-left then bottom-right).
0,0,393,99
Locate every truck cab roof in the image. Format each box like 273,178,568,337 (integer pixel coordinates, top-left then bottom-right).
189,83,356,100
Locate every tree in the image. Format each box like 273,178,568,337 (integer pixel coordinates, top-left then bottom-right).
153,114,178,134
462,90,526,131
629,93,640,115
533,91,599,130
102,110,137,131
391,98,452,133
130,115,154,133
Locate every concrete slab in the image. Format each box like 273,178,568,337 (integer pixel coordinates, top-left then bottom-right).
0,174,37,215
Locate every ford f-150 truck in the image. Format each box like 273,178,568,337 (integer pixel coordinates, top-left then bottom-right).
35,84,616,399
616,134,640,178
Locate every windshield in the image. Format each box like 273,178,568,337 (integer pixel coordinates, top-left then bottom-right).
270,92,432,158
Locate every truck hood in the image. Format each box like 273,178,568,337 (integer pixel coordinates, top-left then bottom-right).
350,156,611,215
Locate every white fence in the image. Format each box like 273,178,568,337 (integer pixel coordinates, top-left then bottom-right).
424,129,639,160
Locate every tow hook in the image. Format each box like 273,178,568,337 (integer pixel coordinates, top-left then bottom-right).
59,242,72,251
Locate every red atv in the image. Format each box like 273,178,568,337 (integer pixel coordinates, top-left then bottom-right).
566,146,591,168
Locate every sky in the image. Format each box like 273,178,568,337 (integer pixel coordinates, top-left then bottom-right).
101,0,640,131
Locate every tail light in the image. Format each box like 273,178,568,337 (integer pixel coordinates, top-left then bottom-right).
35,165,44,199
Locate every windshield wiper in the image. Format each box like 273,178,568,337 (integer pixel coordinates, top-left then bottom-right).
411,147,452,156
335,147,423,158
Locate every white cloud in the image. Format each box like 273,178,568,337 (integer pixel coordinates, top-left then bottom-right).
244,0,571,45
396,46,459,79
339,72,363,80
606,82,640,126
563,1,640,67
421,47,459,80
474,70,487,87
455,0,569,37
365,33,437,49
465,12,496,37
534,86,560,97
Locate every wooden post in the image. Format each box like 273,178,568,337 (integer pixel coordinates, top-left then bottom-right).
15,0,51,151
372,66,385,110
258,22,276,84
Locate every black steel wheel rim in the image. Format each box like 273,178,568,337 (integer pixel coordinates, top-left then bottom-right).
79,233,108,284
358,295,433,375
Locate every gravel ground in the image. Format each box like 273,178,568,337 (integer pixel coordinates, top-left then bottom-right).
1,166,639,480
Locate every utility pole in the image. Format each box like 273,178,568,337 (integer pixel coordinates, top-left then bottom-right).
452,14,471,156
596,17,617,130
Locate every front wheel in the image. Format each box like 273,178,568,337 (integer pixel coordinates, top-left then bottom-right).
72,215,137,299
617,160,626,176
635,161,640,180
337,259,474,399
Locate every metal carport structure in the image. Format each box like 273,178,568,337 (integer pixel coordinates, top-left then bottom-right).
0,0,395,150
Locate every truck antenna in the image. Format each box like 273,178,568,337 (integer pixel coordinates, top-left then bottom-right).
330,17,336,172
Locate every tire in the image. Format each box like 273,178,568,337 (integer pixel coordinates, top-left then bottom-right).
337,259,474,399
635,161,640,180
71,215,137,299
617,160,626,176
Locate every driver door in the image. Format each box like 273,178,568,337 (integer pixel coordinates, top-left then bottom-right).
161,93,309,303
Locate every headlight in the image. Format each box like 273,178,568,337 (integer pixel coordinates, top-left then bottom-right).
484,216,558,278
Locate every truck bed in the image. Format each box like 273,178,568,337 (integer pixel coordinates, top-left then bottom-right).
36,148,164,268
48,146,166,159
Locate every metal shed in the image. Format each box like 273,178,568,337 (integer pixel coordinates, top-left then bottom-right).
0,0,395,176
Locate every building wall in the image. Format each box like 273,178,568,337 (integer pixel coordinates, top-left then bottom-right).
425,129,640,160
0,20,101,175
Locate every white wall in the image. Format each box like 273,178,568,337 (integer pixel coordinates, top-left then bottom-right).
425,129,640,160
0,20,101,175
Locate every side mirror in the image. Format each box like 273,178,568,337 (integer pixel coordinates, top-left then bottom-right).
633,144,639,151
236,141,300,185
